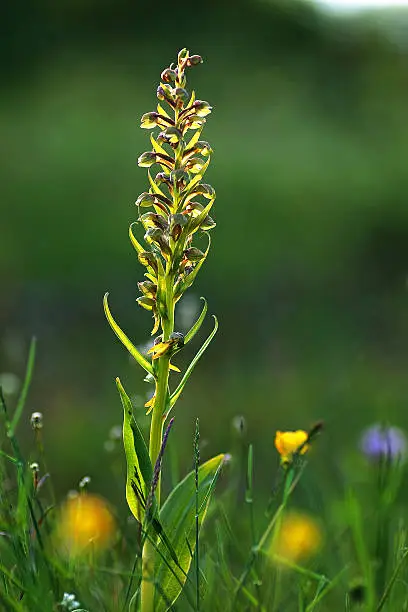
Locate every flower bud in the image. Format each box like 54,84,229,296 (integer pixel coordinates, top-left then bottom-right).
135,192,155,208
157,84,175,105
184,247,205,262
170,213,188,228
140,112,159,129
155,172,171,186
201,215,216,230
158,126,182,147
195,141,212,156
137,296,156,311
185,158,205,174
139,212,168,230
138,251,158,273
169,213,186,241
144,228,172,258
169,332,185,349
186,55,202,66
178,48,189,64
138,151,157,168
138,281,157,298
232,415,247,436
184,115,206,130
174,87,189,101
30,411,43,430
144,227,164,243
192,100,212,117
79,476,91,490
184,201,204,216
160,68,177,83
194,183,215,199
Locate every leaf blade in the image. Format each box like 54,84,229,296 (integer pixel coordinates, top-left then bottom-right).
169,315,218,411
184,297,208,345
8,337,36,436
116,377,152,523
129,223,145,255
103,293,154,375
154,454,225,612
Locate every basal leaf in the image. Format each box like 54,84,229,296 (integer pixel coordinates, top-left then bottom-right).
103,293,154,375
116,378,152,523
154,454,225,612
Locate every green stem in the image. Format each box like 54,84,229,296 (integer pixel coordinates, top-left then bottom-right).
233,465,299,607
141,275,175,612
270,468,293,611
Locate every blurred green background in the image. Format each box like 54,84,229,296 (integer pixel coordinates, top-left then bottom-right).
2,0,408,507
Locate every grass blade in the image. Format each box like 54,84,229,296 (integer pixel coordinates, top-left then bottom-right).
8,337,36,436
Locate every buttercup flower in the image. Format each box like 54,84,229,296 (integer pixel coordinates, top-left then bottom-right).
270,511,322,564
360,423,407,461
275,430,309,464
54,493,116,558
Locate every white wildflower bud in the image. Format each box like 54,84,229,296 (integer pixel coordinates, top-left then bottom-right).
30,411,43,430
79,476,91,490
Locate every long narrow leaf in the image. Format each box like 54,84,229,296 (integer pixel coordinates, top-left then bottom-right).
9,336,36,435
184,298,207,345
154,454,226,612
157,103,171,120
376,549,408,612
129,223,144,255
116,378,152,523
198,459,225,515
104,294,153,375
169,316,218,411
148,170,167,199
150,133,169,157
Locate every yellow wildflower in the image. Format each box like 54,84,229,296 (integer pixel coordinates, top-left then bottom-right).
54,493,116,558
275,430,309,464
271,511,322,565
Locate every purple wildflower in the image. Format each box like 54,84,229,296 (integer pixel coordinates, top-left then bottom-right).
360,424,407,460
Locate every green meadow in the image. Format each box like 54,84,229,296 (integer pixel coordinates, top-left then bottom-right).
2,2,408,609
